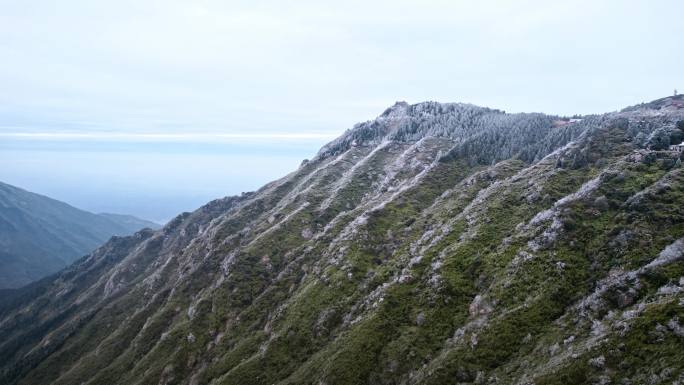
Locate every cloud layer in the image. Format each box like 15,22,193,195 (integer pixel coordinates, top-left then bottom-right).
2,0,683,136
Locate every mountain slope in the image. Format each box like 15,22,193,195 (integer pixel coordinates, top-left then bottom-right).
0,96,683,385
0,182,160,289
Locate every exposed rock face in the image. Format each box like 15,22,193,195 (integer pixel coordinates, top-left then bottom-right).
1,96,683,385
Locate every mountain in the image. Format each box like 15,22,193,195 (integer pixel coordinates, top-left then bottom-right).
1,96,683,385
0,182,161,289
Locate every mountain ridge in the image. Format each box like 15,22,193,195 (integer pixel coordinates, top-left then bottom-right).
0,96,683,384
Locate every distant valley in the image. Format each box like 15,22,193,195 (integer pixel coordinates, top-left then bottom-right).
0,181,160,289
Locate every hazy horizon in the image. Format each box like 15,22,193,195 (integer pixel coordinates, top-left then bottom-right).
0,136,335,223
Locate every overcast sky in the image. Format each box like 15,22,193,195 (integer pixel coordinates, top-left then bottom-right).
1,0,682,222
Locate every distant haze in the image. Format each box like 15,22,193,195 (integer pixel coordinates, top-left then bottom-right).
1,0,682,222
0,138,332,223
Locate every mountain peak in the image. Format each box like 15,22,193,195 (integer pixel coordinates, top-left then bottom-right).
622,94,684,112
380,100,410,118
316,100,553,162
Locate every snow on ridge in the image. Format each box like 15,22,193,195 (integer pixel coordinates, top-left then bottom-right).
644,237,684,270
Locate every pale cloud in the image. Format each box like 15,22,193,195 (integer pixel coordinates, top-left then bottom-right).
2,0,682,136
0,131,338,142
